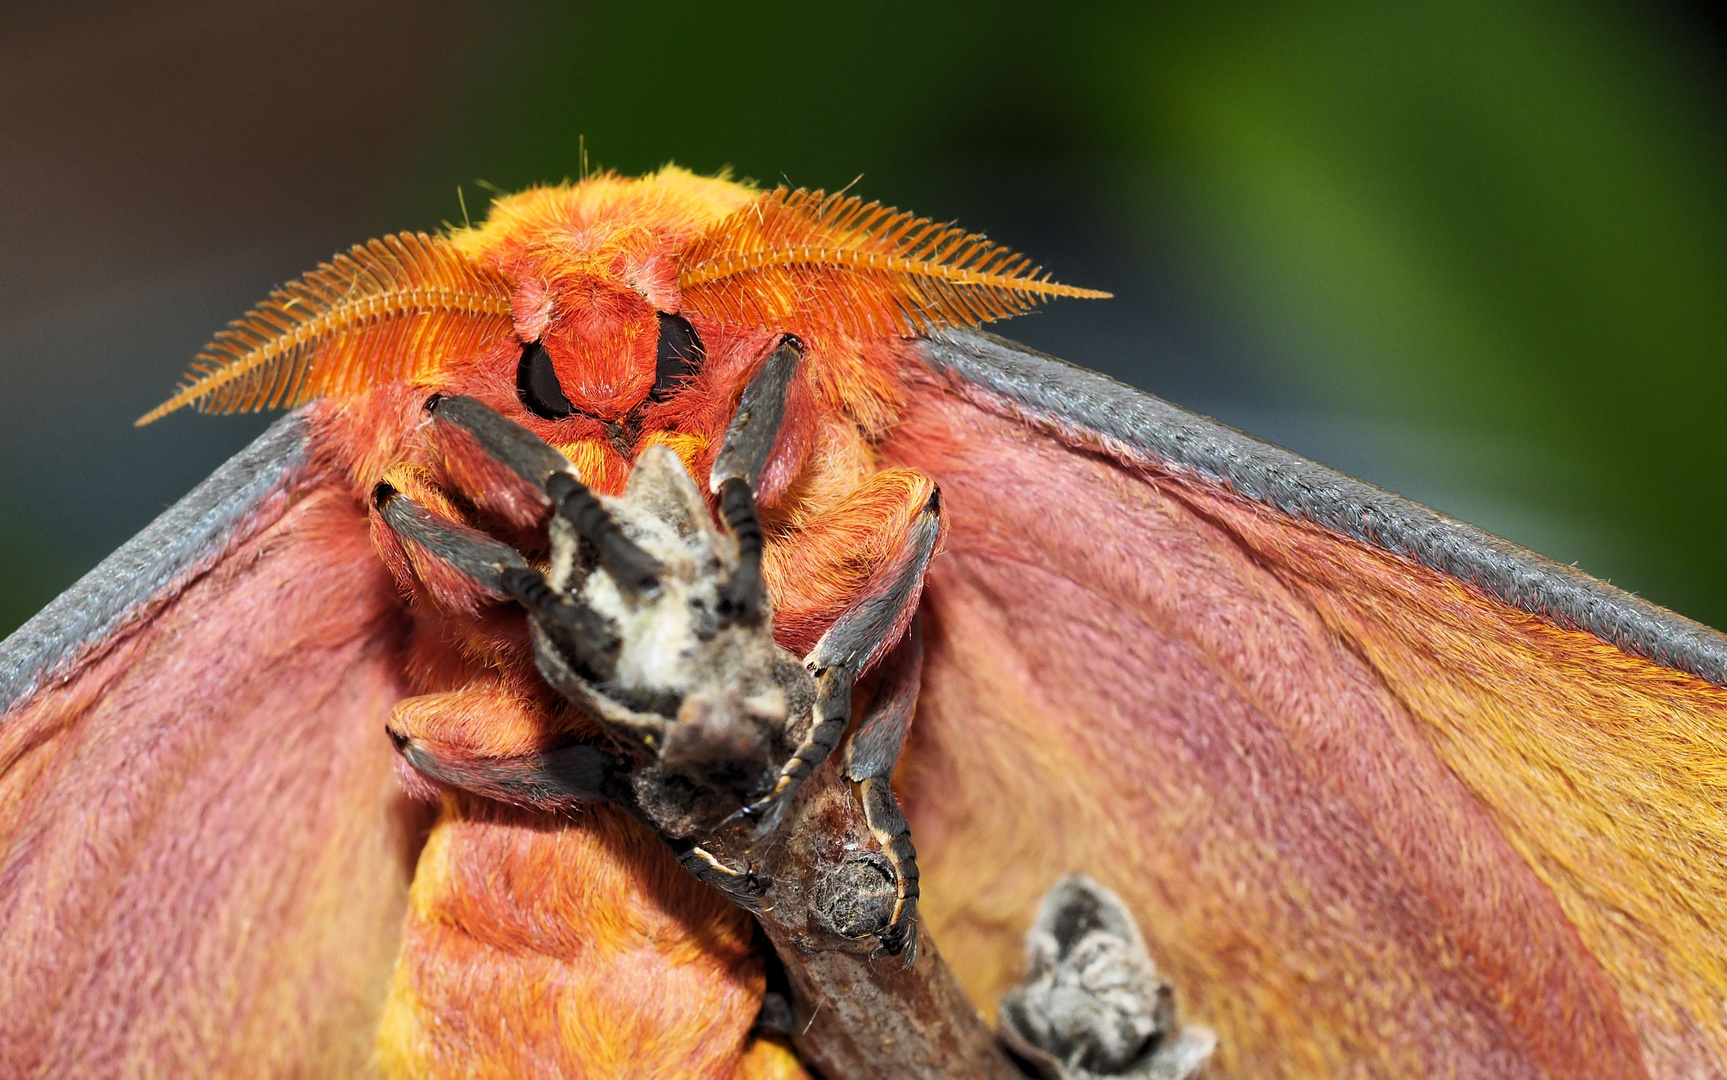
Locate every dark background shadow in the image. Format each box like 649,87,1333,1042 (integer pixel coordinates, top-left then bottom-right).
3,0,1724,632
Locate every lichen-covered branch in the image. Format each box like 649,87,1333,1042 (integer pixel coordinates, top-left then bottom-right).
692,757,1023,1079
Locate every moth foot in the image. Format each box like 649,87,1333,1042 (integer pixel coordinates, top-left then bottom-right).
679,844,773,902
858,775,920,966
875,903,919,965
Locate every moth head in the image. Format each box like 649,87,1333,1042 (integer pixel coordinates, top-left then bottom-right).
138,167,1108,435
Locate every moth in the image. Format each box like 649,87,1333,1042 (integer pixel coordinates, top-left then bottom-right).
2,167,1725,1080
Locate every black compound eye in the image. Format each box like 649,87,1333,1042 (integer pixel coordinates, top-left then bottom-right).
650,312,705,402
517,341,576,419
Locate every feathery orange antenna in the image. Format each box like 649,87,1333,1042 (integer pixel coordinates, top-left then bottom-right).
138,233,515,425
678,187,1111,338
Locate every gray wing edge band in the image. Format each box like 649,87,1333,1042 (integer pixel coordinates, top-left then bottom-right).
0,410,314,712
924,328,1727,689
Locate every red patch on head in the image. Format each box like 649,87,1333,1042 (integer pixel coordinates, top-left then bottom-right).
539,280,657,420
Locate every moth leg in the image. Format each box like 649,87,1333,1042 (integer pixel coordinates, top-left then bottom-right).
843,619,925,963
371,494,633,811
387,687,624,811
709,337,801,627
671,842,773,905
743,487,943,827
705,338,937,955
426,394,663,596
373,484,623,682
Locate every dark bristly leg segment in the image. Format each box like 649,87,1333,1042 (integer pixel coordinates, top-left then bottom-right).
427,394,663,597
375,483,531,596
710,338,801,627
844,621,925,961
375,486,620,681
858,778,919,959
542,471,663,596
496,565,621,684
710,338,802,491
743,666,853,827
427,393,572,490
716,477,764,626
842,618,923,783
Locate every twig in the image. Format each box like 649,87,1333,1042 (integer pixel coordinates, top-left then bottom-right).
697,757,1023,1079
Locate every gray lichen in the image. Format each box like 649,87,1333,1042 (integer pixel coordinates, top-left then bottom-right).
999,875,1216,1080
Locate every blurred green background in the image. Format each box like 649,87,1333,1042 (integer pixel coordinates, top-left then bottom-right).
2,0,1723,633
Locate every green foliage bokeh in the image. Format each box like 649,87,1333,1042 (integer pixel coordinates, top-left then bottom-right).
387,0,1727,625
7,0,1720,635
